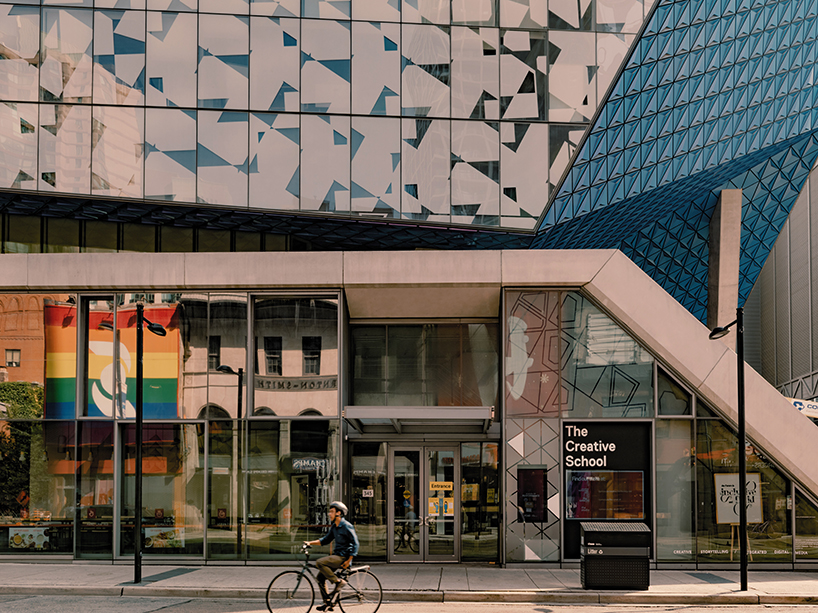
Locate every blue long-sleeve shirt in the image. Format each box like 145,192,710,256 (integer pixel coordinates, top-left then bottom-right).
319,517,359,559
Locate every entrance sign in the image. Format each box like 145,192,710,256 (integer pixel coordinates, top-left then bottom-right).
430,482,453,491
715,473,763,524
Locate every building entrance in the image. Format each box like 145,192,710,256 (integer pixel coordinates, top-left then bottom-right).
388,446,460,562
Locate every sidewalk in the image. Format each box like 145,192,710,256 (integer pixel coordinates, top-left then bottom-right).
3,563,818,604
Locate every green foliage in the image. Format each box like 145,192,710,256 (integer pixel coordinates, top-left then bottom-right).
0,382,44,418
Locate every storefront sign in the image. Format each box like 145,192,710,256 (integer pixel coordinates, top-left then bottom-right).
362,489,374,498
430,482,452,491
714,473,763,524
292,457,326,471
255,376,337,391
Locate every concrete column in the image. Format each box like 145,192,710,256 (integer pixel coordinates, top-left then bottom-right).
708,188,743,347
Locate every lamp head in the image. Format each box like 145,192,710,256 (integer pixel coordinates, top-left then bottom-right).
145,320,167,337
98,321,114,331
709,327,731,340
216,365,236,375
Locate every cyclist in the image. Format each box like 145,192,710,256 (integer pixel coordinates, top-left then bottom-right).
304,501,360,611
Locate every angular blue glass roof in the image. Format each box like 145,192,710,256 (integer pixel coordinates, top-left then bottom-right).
534,0,818,322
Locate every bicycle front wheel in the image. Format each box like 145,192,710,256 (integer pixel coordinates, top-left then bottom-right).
338,570,382,613
266,570,316,613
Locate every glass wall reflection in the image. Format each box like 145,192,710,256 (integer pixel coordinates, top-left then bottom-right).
246,419,339,559
350,323,498,406
0,421,75,554
252,297,339,417
120,423,205,556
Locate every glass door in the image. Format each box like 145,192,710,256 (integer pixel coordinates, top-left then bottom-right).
388,446,459,562
390,448,421,562
425,447,458,562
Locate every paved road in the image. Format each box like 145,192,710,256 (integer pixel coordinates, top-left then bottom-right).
3,597,818,613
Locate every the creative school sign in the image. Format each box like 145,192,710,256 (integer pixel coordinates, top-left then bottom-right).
563,421,652,559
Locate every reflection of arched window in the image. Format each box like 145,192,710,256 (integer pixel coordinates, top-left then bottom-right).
254,406,276,416
298,408,322,416
28,297,39,330
197,404,230,419
6,298,20,330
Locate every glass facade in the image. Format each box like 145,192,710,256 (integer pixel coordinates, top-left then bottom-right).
0,291,340,560
0,0,653,230
0,285,814,567
503,289,807,565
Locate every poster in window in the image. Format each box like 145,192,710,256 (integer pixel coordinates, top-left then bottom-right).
517,466,547,523
565,470,644,520
714,473,763,524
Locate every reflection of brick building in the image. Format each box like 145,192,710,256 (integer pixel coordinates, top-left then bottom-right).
0,295,67,386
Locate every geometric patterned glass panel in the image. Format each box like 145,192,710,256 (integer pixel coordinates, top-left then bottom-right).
249,111,299,210
146,11,197,108
197,110,248,206
0,102,38,190
351,116,400,218
402,118,450,223
451,120,500,226
505,417,560,562
0,5,40,102
301,113,350,212
38,104,92,193
198,13,249,110
92,105,144,198
561,291,654,418
93,9,146,105
250,16,300,113
40,8,94,103
505,290,561,418
301,19,350,114
145,107,196,202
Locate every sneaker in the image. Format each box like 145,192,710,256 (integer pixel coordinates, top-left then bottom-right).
316,604,333,612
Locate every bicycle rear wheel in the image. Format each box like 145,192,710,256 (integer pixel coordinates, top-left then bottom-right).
266,570,315,613
338,570,382,613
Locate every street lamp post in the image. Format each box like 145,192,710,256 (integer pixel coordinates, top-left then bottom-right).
216,364,244,556
708,306,748,592
134,303,166,584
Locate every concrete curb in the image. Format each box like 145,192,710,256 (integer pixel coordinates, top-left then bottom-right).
443,591,598,604
598,593,760,605
6,585,818,605
0,586,124,597
760,595,818,605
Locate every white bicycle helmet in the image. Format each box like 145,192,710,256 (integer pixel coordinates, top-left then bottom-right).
329,500,348,516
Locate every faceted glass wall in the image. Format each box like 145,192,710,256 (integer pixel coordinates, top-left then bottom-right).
503,289,800,565
0,0,654,230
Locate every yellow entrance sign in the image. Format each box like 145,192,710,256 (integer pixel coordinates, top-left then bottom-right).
429,482,453,491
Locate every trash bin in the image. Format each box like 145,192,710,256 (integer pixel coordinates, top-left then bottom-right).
580,522,650,590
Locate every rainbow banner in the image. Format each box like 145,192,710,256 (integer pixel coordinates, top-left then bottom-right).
44,303,78,419
45,303,180,419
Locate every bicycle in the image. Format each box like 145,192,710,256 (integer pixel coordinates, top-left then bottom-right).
266,543,383,613
394,522,418,553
